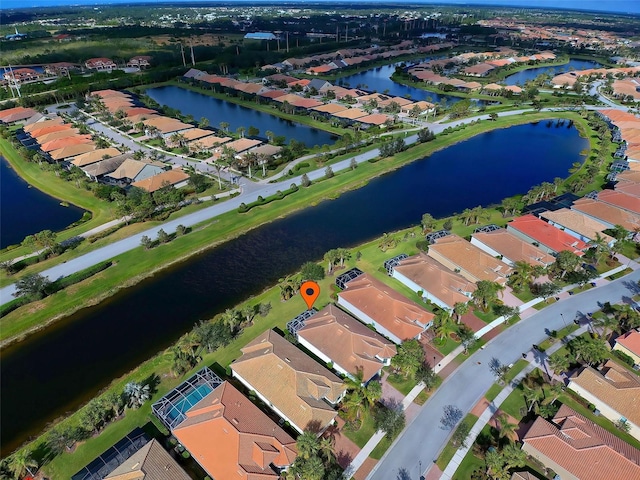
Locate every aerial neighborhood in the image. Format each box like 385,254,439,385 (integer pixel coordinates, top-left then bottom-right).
1,2,640,480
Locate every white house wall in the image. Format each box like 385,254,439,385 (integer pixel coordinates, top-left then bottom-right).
337,296,403,344
391,269,452,311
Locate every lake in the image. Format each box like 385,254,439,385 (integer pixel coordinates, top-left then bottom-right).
0,120,587,454
336,63,461,105
0,157,84,249
503,59,603,86
145,85,337,147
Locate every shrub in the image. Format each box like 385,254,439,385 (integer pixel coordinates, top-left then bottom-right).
612,349,635,367
238,203,249,213
300,261,325,281
301,174,311,187
416,240,430,252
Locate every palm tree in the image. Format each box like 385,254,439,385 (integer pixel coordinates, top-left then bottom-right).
318,436,336,466
297,430,320,459
219,121,230,134
265,130,274,143
124,381,150,409
523,385,543,412
494,412,517,442
453,302,470,324
236,126,246,138
221,308,242,334
593,314,619,340
7,449,38,479
434,310,457,342
342,368,382,420
472,280,505,312
500,197,520,218
612,303,640,332
548,351,571,375
324,249,339,275
459,208,474,226
507,261,534,293
589,233,611,266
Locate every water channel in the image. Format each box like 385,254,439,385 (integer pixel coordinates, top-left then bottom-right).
0,121,588,454
145,86,338,147
503,59,602,85
0,157,84,249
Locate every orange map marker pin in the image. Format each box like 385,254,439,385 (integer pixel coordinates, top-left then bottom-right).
300,281,320,310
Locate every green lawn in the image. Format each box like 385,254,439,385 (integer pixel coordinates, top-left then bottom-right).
436,414,479,470
369,435,392,460
0,138,115,255
341,412,377,449
384,371,418,396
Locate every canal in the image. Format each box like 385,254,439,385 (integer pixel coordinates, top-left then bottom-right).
503,59,602,85
1,157,84,249
0,121,588,454
145,85,338,147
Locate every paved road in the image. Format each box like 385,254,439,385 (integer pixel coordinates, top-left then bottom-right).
367,270,640,480
1,102,628,304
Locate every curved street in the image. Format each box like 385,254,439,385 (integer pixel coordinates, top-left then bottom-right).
367,270,640,480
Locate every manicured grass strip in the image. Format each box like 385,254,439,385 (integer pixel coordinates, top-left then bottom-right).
0,138,115,254
436,413,479,470
341,412,377,449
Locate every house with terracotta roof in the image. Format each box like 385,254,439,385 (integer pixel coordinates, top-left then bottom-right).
81,154,130,181
131,168,190,193
0,106,38,124
358,114,391,126
40,135,93,153
49,143,96,162
311,103,349,115
614,329,640,366
106,159,165,186
231,330,345,434
597,190,640,216
34,128,81,144
471,228,555,267
3,68,41,83
71,147,121,168
85,57,116,71
104,438,191,480
143,117,193,138
332,108,368,120
572,197,640,233
223,138,263,155
294,304,397,383
522,405,640,480
30,124,73,140
338,273,434,344
507,215,588,256
463,63,496,77
172,381,297,480
127,55,152,69
427,234,514,285
391,253,476,311
568,360,640,439
539,209,615,246
23,117,64,133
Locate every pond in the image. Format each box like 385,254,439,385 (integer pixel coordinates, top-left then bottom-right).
145,85,338,147
335,63,462,105
0,120,588,454
0,157,84,249
503,59,603,86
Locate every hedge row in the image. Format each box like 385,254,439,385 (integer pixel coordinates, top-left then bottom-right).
238,184,299,213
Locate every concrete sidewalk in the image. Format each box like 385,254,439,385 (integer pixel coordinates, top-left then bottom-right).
438,326,589,480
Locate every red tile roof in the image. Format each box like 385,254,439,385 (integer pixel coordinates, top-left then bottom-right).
297,304,397,382
508,215,587,255
174,381,297,480
597,189,640,215
338,273,433,342
616,329,640,357
522,405,640,480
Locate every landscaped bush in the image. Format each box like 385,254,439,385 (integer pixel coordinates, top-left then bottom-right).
612,349,635,367
0,296,31,318
48,261,112,293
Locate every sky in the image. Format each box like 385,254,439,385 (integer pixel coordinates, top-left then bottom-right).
1,0,640,15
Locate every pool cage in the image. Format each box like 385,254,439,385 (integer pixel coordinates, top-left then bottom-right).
152,366,223,431
425,229,450,244
335,267,364,290
286,308,318,337
383,254,409,275
71,427,150,480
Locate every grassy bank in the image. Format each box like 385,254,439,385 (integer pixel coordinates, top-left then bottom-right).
141,79,348,139
0,110,592,345
0,137,116,250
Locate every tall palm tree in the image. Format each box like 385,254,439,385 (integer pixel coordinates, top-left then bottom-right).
523,385,543,413
494,412,517,442
507,261,534,293
434,310,457,342
124,381,150,409
221,308,242,334
589,233,610,266
593,314,619,340
453,302,470,324
7,449,38,480
472,280,505,312
219,121,230,134
318,436,336,466
297,430,320,459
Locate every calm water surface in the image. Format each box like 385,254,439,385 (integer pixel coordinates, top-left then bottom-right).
0,157,84,248
0,121,587,454
503,59,602,85
336,63,461,105
145,86,337,147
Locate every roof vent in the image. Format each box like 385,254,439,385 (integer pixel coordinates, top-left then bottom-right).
232,418,239,424
285,357,291,363
132,462,140,470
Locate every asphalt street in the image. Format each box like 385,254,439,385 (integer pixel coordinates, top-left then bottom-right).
367,269,640,480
